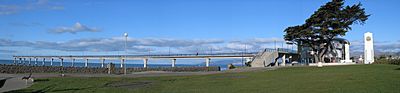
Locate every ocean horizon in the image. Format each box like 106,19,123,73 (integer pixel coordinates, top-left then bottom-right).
0,59,246,70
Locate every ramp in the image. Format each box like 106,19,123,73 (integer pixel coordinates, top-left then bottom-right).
250,49,279,67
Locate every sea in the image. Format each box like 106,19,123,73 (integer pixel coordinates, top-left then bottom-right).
0,59,247,71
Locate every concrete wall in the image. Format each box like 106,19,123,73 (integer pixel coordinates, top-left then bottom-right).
251,51,279,67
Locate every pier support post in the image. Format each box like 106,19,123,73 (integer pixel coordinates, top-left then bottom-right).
85,59,88,67
13,57,16,65
282,55,286,66
35,58,38,65
72,59,75,67
120,59,124,68
246,58,252,63
42,58,45,66
206,58,210,67
101,59,105,68
29,58,31,65
51,58,53,66
23,58,26,65
60,58,63,66
172,59,176,67
19,58,21,64
143,58,148,68
122,59,127,75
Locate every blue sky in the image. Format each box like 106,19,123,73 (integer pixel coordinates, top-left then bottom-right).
1,0,400,60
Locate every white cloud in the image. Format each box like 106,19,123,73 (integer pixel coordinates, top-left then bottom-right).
0,0,64,15
0,5,19,15
0,49,16,53
226,42,256,50
252,37,284,44
49,22,100,34
8,22,42,27
349,40,400,56
0,39,33,46
36,0,49,5
0,37,224,52
0,37,293,55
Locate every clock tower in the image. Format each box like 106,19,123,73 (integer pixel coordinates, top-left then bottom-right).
364,32,374,64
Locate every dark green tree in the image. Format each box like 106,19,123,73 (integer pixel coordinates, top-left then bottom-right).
284,0,369,63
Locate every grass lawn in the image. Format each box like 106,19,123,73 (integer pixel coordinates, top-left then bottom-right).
8,64,400,93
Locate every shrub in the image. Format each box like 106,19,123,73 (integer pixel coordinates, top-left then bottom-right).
374,59,400,65
245,61,252,67
228,64,235,69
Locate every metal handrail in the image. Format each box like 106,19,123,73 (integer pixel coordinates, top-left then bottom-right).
13,52,259,58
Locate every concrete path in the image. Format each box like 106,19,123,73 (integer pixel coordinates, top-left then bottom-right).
0,74,33,92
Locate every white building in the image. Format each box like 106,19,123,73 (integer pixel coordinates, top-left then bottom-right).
299,38,352,64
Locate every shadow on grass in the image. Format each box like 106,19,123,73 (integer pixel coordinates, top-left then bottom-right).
6,79,155,93
5,84,56,93
50,87,94,92
104,81,152,89
34,79,49,82
210,75,248,79
395,68,400,70
6,84,97,93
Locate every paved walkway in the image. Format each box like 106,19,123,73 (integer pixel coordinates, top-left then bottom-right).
0,74,33,92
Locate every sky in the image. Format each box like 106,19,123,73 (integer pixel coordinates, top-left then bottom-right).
1,0,400,60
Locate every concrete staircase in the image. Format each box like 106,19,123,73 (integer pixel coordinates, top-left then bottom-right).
250,49,279,67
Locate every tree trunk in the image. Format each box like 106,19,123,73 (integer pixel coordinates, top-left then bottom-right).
317,41,332,63
313,54,320,63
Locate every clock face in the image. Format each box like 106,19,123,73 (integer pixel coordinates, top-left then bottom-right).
366,36,371,41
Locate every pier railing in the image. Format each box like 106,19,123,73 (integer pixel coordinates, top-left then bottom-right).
13,52,259,58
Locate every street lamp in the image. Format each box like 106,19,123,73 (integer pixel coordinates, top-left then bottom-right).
274,40,277,50
242,43,247,66
123,32,128,75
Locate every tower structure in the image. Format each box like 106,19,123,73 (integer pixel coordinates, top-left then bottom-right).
364,32,374,64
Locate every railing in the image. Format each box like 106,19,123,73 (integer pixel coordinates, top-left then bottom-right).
13,52,259,58
251,49,268,62
13,49,297,58
277,48,297,53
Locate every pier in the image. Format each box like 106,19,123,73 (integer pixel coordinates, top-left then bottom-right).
12,49,298,68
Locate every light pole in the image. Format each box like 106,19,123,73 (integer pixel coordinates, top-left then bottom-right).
210,47,213,55
288,41,294,52
168,46,171,56
274,40,276,50
242,43,247,66
124,32,128,75
148,48,151,55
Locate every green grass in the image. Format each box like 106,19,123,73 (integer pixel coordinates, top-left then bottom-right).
9,64,400,93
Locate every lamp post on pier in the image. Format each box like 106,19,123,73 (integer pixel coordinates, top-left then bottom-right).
123,32,128,75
